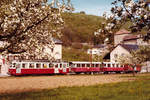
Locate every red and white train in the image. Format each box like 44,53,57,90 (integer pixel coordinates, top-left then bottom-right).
8,60,141,76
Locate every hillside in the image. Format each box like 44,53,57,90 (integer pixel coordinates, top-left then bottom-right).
61,12,105,46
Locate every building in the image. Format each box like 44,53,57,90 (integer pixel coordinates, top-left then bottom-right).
110,44,139,62
114,29,131,46
0,38,62,76
114,29,149,46
87,44,108,56
123,35,139,44
44,38,62,61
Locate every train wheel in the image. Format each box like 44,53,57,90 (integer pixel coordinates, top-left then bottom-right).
76,72,81,74
104,72,108,74
116,71,121,74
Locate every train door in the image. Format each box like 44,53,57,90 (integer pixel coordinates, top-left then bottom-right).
54,63,59,74
62,63,67,73
0,65,1,74
16,63,21,74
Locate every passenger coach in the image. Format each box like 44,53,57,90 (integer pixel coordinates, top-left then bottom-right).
9,60,69,75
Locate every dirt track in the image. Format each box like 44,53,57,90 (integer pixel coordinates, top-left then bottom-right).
0,74,135,94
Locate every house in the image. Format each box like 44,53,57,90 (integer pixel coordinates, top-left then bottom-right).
87,44,108,56
123,35,139,44
114,29,131,46
0,38,62,76
114,29,149,46
110,44,139,62
44,38,62,61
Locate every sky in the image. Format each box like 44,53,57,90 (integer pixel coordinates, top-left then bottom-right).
71,0,114,16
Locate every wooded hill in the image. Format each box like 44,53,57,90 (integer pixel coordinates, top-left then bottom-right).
60,12,105,46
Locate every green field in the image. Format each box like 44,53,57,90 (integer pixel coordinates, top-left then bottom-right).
0,74,150,100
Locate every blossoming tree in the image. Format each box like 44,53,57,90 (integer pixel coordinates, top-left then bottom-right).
0,0,73,59
95,0,150,44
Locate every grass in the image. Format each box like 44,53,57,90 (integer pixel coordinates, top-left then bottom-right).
0,74,150,100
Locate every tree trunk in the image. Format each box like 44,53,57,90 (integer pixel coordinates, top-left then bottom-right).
132,65,136,77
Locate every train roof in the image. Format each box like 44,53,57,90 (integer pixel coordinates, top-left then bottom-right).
70,61,119,64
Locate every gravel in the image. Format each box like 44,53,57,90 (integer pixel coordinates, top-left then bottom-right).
0,74,135,94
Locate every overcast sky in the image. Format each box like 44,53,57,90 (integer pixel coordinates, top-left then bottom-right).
71,0,114,16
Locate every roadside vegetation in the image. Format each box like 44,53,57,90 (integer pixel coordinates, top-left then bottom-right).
1,74,150,100
62,46,90,61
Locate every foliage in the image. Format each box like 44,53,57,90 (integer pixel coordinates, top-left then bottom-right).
60,12,106,46
1,74,150,100
118,46,150,66
92,55,103,62
132,46,150,62
62,47,90,61
71,43,83,49
0,0,72,59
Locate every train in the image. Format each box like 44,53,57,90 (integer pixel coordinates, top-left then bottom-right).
8,60,141,76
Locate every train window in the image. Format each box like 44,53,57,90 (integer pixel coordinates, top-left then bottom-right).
96,64,99,67
116,64,119,67
29,63,34,68
49,63,53,68
100,64,103,67
112,64,115,67
36,63,41,68
92,64,95,67
77,64,80,67
55,64,58,68
104,64,106,67
12,63,16,68
71,64,77,67
87,64,90,67
108,64,111,67
43,64,47,68
60,64,62,68
22,63,27,68
82,64,85,67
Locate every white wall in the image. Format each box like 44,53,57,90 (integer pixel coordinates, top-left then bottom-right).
0,56,9,76
114,34,129,46
87,48,104,55
110,45,131,62
44,44,62,60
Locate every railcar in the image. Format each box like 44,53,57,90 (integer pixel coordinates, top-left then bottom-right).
69,61,141,74
9,60,69,75
69,61,101,74
100,62,124,74
8,60,141,76
69,61,125,74
123,64,141,73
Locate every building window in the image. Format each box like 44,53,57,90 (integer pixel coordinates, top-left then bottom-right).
121,53,125,56
114,54,118,58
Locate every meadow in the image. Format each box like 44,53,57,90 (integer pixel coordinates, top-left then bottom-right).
0,74,150,100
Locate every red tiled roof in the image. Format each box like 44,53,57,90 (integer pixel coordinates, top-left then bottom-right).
123,35,139,41
146,0,150,3
115,29,130,35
